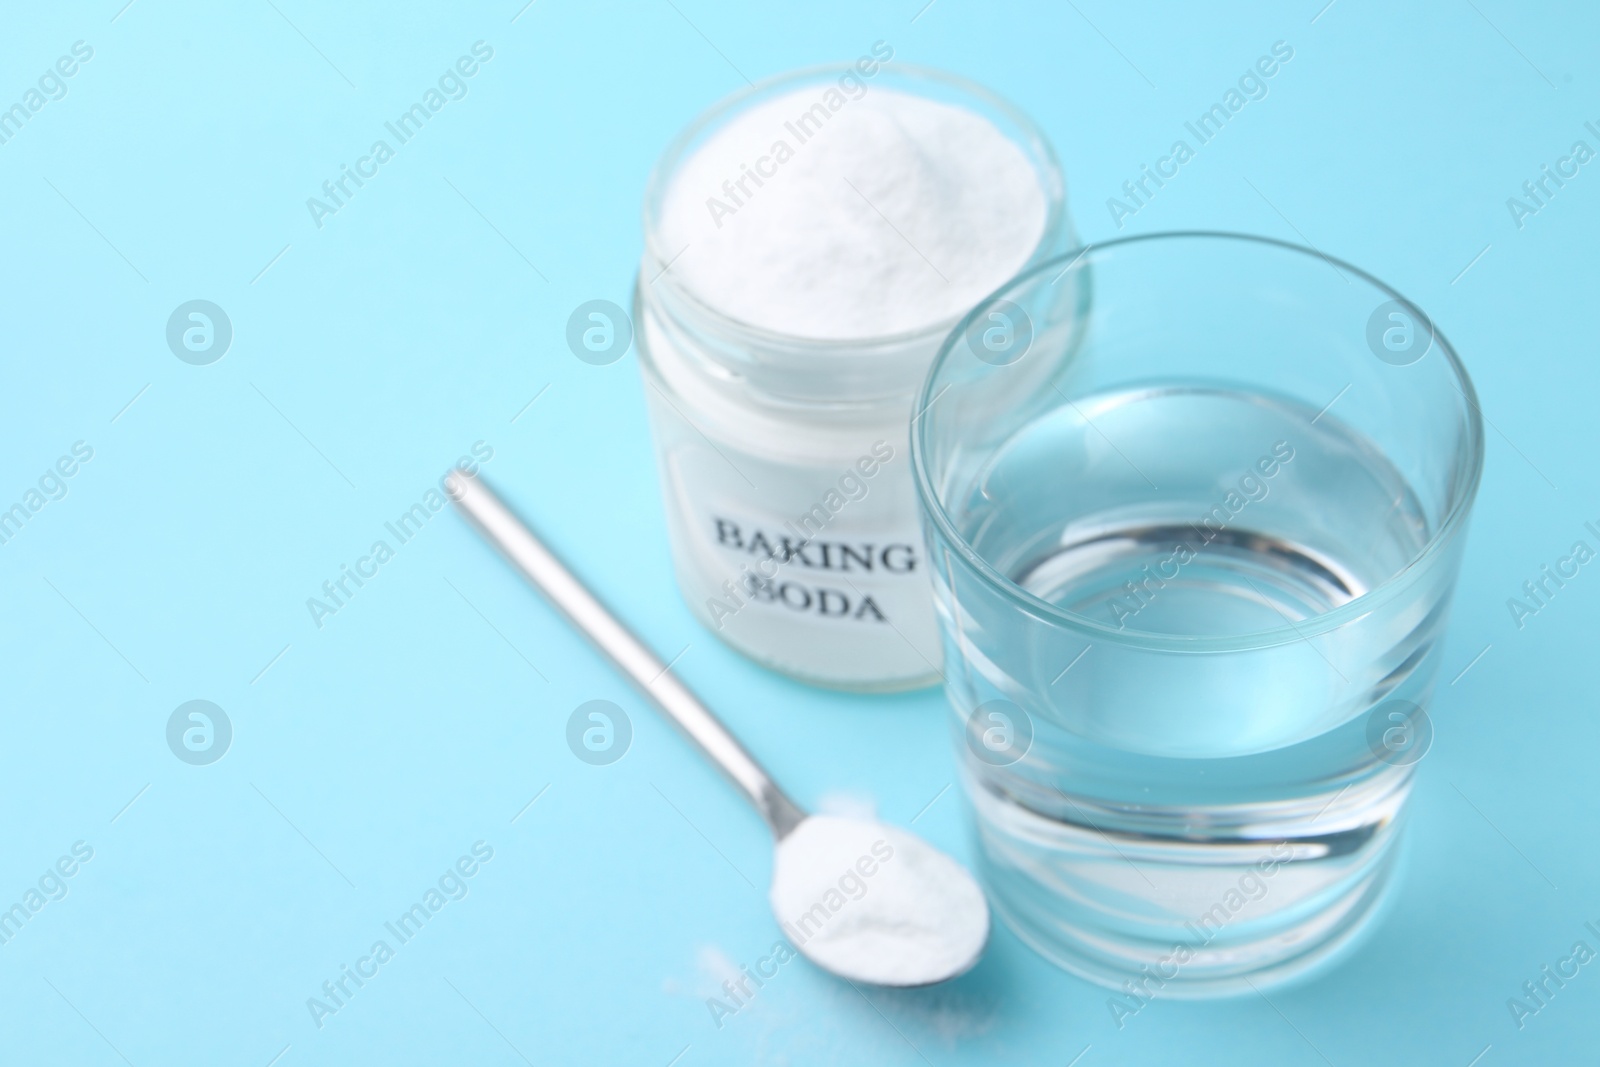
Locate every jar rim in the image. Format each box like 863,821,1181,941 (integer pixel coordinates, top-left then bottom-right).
638,62,1070,351
910,230,1488,654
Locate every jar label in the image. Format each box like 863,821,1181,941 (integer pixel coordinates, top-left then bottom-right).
645,408,943,685
702,510,921,629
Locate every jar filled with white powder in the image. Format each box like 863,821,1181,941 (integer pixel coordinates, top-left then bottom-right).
636,58,1072,690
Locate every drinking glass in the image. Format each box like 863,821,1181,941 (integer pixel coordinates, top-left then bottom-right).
912,232,1484,995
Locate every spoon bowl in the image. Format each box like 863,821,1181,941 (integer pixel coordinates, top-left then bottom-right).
771,814,989,987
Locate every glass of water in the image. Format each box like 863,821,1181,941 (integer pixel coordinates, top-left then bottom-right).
912,232,1484,996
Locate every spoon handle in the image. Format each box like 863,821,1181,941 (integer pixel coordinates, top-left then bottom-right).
448,470,807,840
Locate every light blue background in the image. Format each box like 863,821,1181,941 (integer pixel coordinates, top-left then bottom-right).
1,1,1595,1063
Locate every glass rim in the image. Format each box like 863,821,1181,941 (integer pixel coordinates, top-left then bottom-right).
638,62,1069,350
910,230,1487,653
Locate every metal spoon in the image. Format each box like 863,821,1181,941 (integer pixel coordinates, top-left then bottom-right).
447,470,988,987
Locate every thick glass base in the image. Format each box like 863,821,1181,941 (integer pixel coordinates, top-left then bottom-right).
966,767,1406,998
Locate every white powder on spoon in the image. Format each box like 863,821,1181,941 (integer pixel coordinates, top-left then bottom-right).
659,85,1048,340
769,815,989,986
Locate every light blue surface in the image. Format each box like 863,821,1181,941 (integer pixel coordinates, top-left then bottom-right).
1,1,1594,1063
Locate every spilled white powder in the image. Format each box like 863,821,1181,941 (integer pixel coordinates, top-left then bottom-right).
769,815,989,986
659,86,1048,340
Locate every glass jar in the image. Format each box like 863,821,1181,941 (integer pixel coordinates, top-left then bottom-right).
635,63,1073,690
